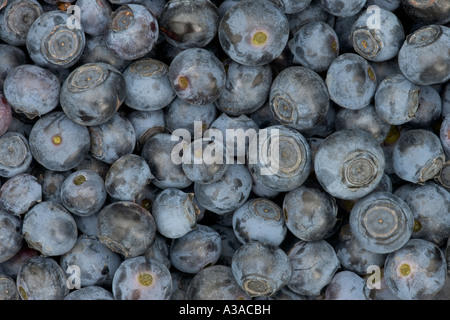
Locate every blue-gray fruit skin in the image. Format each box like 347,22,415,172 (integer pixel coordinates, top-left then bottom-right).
326,53,378,110
0,210,23,264
325,271,368,300
288,0,336,36
60,62,126,127
270,66,330,130
105,154,153,201
394,182,450,247
375,73,420,125
16,256,69,300
59,235,122,288
76,0,112,36
398,25,450,86
442,82,450,119
441,115,450,158
141,133,192,189
283,185,338,242
0,174,41,217
106,4,159,61
186,264,250,300
88,113,136,165
335,105,391,143
217,60,272,116
384,239,447,300
280,0,312,14
349,191,414,254
314,129,385,200
60,169,107,217
402,0,450,25
22,201,78,257
64,286,114,300
248,125,312,193
334,223,387,275
127,109,165,148
319,0,367,17
97,201,157,258
210,223,242,267
232,198,287,246
0,0,43,46
159,0,219,50
287,239,340,297
406,85,442,128
38,169,71,204
4,64,60,119
144,234,171,269
168,47,226,106
26,10,85,69
170,224,222,274
123,58,175,112
0,275,19,300
152,188,200,239
351,7,405,62
231,241,292,298
0,132,33,178
194,164,252,215
289,21,339,73
218,0,289,67
392,129,446,184
29,112,91,172
365,0,401,11
0,44,27,89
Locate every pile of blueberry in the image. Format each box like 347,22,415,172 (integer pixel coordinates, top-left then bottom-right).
0,0,449,301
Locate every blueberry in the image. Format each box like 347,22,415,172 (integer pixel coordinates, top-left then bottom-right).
210,223,242,267
16,256,69,300
194,164,252,215
0,0,43,46
217,59,272,116
287,0,336,36
319,0,367,17
402,0,450,25
349,191,414,254
73,212,99,238
22,201,78,256
26,10,85,69
232,198,287,246
326,53,378,110
0,44,27,89
442,82,450,118
335,104,391,143
324,270,368,300
97,201,157,258
36,169,71,204
270,66,330,130
60,62,126,127
351,7,405,62
283,185,338,242
314,129,385,200
394,181,450,246
106,4,159,60
384,238,447,300
374,73,420,125
75,0,112,36
105,154,153,201
134,183,161,212
181,138,229,185
164,97,218,138
74,153,110,181
406,85,442,128
60,169,107,217
112,256,172,300
88,112,136,165
141,133,193,189
250,100,279,129
370,57,401,85
392,128,445,184
186,265,250,300
0,246,38,280
144,234,171,269
231,241,292,298
287,239,340,297
217,0,240,19
365,0,401,11
0,210,23,264
248,125,312,192
288,21,339,73
218,0,289,66
0,132,33,179
123,58,176,112
398,25,450,86
168,47,226,106
300,101,337,139
435,159,450,190
127,109,165,148
64,286,115,300
333,13,361,54
0,274,19,300
4,64,60,119
29,111,91,172
440,115,450,157
59,235,122,288
334,223,387,275
0,174,41,217
280,0,312,14
151,188,201,239
159,0,219,49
